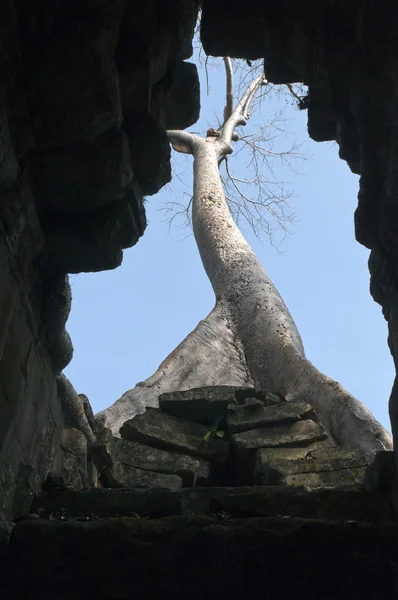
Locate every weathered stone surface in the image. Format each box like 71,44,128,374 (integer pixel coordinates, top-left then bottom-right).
256,445,368,489
124,113,171,196
231,420,327,450
103,464,182,491
25,22,122,149
281,469,366,491
365,450,395,493
159,386,238,425
113,437,210,486
59,428,88,490
227,400,317,434
3,515,397,599
120,408,229,461
152,61,201,130
158,386,280,425
182,486,391,523
31,488,182,519
32,129,134,216
30,484,392,523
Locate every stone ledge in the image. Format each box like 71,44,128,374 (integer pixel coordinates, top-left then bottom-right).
30,486,391,523
2,513,397,599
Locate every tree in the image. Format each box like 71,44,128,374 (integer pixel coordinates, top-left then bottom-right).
98,58,392,460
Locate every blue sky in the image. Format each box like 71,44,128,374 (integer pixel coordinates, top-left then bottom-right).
64,56,393,431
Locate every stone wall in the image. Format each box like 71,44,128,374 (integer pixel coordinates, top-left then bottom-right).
0,0,200,519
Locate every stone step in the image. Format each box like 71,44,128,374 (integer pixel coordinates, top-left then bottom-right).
30,485,391,523
1,513,397,599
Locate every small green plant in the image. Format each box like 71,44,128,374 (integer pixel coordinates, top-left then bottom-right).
204,429,225,441
203,417,226,441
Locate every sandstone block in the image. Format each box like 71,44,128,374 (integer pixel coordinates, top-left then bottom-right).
158,386,280,425
256,445,368,490
231,420,327,451
104,464,182,491
120,408,229,461
227,400,316,434
113,437,210,487
158,386,239,425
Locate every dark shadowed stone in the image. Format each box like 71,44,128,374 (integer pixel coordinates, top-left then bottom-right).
231,420,327,451
227,400,317,434
113,438,210,487
124,113,171,196
181,486,391,522
31,488,182,519
4,515,397,598
152,61,201,130
30,485,391,523
0,520,14,580
31,129,134,216
120,408,229,461
256,445,367,490
103,465,182,491
365,450,395,493
40,193,145,273
25,21,122,149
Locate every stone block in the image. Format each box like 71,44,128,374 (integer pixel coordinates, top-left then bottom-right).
124,112,171,196
181,485,391,522
158,386,239,425
152,61,200,130
31,488,183,519
4,514,398,598
32,129,134,217
0,173,44,272
231,420,327,451
112,437,210,486
255,445,368,490
104,464,182,491
40,195,144,273
227,400,316,434
158,386,279,425
25,22,122,148
120,408,229,461
281,469,366,490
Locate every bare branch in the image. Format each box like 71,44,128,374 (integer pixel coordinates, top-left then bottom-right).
167,130,196,155
286,83,305,104
223,58,234,122
220,73,266,146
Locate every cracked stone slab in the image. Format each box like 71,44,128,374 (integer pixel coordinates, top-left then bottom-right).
227,400,317,434
255,445,368,490
231,420,327,451
112,437,211,487
120,408,229,461
158,386,280,425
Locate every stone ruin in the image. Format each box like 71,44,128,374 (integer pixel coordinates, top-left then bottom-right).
1,0,398,598
1,385,396,598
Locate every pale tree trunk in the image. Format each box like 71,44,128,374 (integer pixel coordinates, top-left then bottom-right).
97,64,392,460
